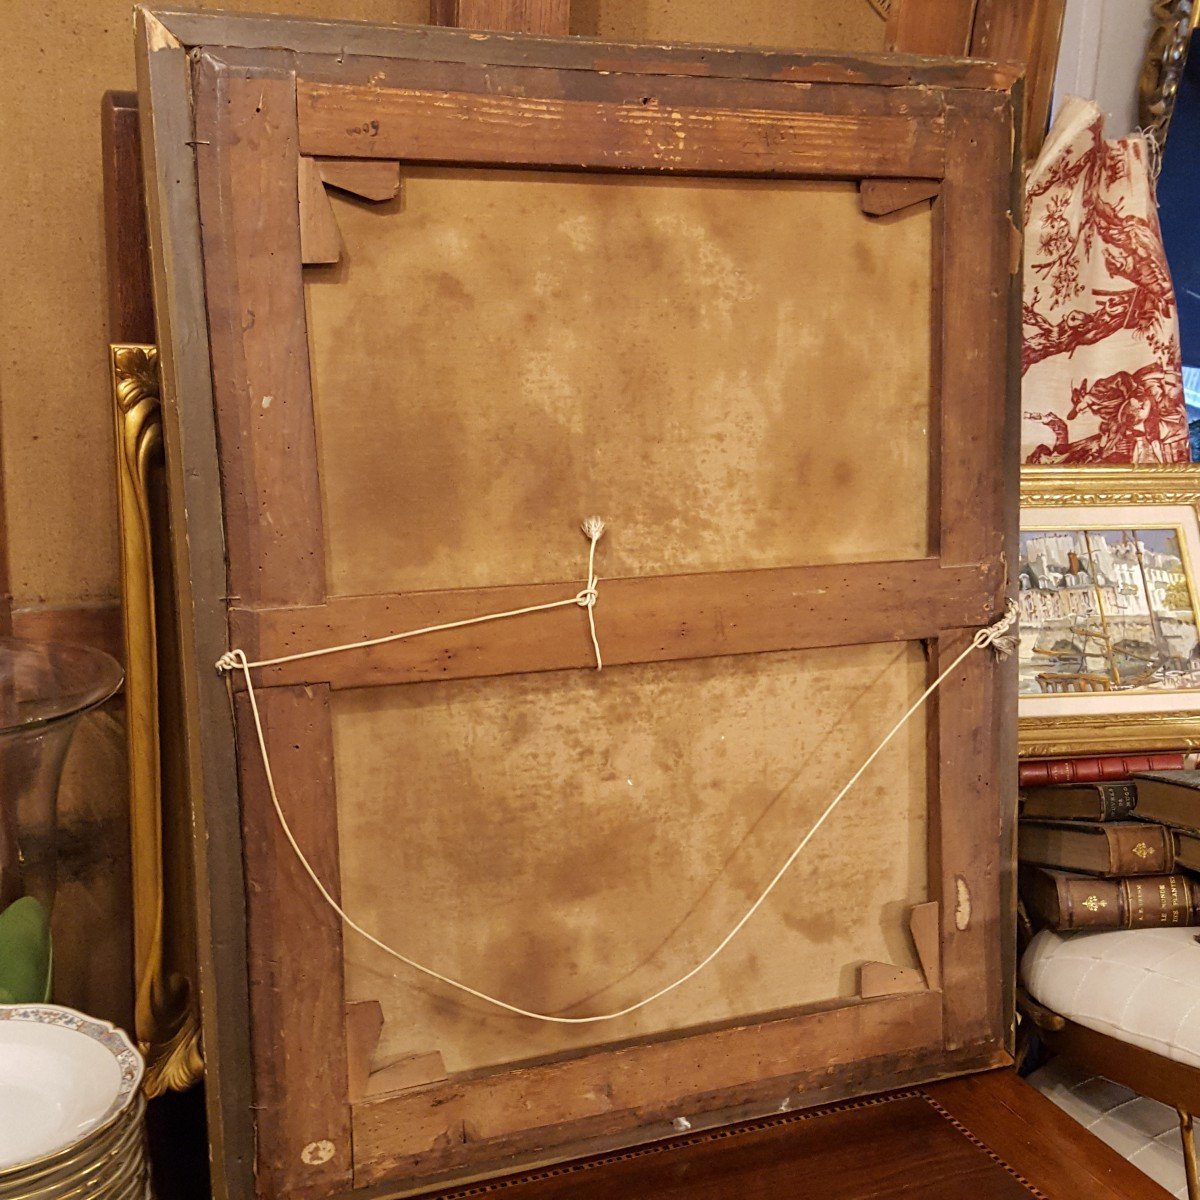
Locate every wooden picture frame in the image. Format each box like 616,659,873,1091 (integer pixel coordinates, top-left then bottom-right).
1020,465,1200,756
135,10,1020,1199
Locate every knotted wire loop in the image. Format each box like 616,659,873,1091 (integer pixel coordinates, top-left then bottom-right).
215,648,247,674
972,599,1019,659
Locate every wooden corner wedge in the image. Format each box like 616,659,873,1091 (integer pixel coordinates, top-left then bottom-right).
298,155,343,265
910,901,941,991
346,1000,385,1103
859,178,941,217
364,1049,449,1101
859,902,942,998
860,962,926,998
316,157,401,202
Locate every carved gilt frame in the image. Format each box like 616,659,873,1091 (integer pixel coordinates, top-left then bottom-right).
111,343,203,1095
1139,0,1199,148
1020,465,1200,757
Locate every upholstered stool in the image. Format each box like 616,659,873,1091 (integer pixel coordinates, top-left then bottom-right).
1020,927,1200,1197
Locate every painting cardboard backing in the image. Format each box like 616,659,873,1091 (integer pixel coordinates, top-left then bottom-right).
306,173,932,596
335,642,928,1075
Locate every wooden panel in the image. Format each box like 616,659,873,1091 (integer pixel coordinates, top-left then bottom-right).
933,94,1019,1053
352,990,944,1184
407,1071,1171,1200
298,156,343,265
194,55,326,608
154,12,1017,91
336,644,928,1075
306,174,934,600
928,1070,1176,1200
431,0,570,35
886,0,976,56
297,82,945,178
297,54,950,123
135,18,258,1200
575,0,886,52
236,684,352,1199
859,177,940,216
101,91,155,345
970,0,1066,163
189,48,343,1200
316,157,401,201
230,560,1000,689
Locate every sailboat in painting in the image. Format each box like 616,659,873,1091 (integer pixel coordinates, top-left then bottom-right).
1018,528,1200,694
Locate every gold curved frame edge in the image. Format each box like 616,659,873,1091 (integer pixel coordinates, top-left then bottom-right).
111,343,203,1094
1139,0,1198,149
1019,465,1200,758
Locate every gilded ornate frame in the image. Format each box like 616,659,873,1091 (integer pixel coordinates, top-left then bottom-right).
111,342,202,1096
1139,0,1199,148
1019,465,1200,756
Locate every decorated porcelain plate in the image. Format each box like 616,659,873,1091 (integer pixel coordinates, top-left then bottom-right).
0,1006,142,1172
0,1097,144,1198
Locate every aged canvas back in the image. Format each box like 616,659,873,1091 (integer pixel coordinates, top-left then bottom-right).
136,10,1019,1199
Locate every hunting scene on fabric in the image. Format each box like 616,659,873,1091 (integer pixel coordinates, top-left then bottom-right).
1018,527,1200,695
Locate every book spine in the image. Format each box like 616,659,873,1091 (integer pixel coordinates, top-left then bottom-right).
1019,753,1184,787
1058,874,1198,931
1095,783,1137,821
1106,825,1175,874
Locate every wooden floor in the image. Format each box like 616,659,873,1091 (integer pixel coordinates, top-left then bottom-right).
150,1068,1171,1198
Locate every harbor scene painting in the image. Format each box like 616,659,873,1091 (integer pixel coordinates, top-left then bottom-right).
1018,526,1200,696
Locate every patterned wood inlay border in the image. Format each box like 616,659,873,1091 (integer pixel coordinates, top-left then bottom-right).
921,1093,1048,1199
432,1091,927,1197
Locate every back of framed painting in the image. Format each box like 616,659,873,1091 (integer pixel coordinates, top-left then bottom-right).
136,11,1020,1199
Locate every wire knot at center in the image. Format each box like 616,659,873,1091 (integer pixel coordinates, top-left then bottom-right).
216,648,248,673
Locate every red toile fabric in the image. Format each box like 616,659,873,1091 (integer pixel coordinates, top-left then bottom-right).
1022,96,1189,465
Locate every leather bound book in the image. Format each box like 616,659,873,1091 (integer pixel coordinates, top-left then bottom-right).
1020,865,1200,931
1130,771,1200,833
1018,820,1175,876
1018,753,1184,787
1177,829,1200,872
1019,782,1137,822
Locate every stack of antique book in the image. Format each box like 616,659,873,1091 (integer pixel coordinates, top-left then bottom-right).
1018,754,1200,931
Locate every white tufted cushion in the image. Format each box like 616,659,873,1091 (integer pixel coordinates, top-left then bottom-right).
1021,926,1200,1069
1029,1060,1189,1199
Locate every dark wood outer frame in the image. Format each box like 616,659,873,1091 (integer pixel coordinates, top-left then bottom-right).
135,10,1020,1199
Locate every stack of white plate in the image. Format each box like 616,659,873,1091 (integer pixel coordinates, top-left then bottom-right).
0,1005,150,1199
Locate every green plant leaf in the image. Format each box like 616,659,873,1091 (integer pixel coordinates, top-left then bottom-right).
0,896,52,1004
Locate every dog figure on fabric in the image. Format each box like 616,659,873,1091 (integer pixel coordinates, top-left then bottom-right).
1025,365,1188,464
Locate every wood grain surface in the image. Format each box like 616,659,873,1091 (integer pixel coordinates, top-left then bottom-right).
398,1070,1171,1200
230,560,1000,689
431,0,570,34
298,81,944,178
